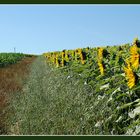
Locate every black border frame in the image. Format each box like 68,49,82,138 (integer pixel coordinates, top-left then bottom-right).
0,0,140,4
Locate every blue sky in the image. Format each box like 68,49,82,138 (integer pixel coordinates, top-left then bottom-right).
0,5,140,54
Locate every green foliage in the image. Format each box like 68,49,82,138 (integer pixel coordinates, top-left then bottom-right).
0,53,25,67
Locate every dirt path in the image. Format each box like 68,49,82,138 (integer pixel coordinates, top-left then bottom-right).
0,56,37,134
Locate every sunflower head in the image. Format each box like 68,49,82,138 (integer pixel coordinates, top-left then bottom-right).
130,44,139,55
129,42,140,69
98,61,104,75
98,48,104,60
130,54,139,70
124,65,136,89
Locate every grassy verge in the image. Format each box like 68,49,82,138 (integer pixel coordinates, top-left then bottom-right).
0,56,36,134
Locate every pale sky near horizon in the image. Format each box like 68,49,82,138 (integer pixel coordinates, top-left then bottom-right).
0,5,140,54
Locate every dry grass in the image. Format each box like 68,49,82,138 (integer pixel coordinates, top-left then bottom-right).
0,56,36,134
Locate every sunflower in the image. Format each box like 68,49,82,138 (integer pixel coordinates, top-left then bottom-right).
97,48,105,75
61,51,65,66
124,63,136,89
98,48,104,60
78,49,85,64
65,50,69,62
55,54,59,67
130,54,139,70
130,44,140,70
130,44,139,56
61,51,65,58
98,61,104,75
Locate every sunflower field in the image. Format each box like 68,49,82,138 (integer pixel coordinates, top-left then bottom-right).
42,38,140,134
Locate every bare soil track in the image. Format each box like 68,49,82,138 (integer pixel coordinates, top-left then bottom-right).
0,56,36,134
